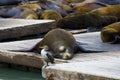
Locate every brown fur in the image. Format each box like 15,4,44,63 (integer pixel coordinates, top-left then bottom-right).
57,13,117,30
64,0,72,3
32,29,76,60
41,10,63,22
74,2,107,15
101,22,120,43
57,4,73,13
90,5,120,20
13,8,38,19
17,3,41,12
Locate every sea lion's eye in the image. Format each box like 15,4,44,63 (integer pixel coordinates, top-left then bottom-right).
59,46,66,52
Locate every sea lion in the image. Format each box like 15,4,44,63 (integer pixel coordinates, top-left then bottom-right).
31,29,105,60
0,7,22,18
48,0,73,13
13,8,38,19
38,0,68,16
0,7,39,19
57,4,73,13
17,3,42,18
16,3,42,12
70,0,108,7
56,13,117,30
73,1,108,15
31,29,76,60
101,22,120,44
90,5,120,20
0,3,42,19
40,10,62,23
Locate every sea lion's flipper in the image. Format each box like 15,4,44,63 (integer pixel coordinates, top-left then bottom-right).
74,42,106,53
109,35,120,44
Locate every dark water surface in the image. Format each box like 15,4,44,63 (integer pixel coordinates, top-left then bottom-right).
0,68,44,80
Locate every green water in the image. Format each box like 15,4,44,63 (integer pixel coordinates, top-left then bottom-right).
0,68,44,80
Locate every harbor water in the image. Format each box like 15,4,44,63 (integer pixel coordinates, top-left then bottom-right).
0,67,44,80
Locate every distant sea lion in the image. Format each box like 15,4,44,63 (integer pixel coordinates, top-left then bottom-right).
57,4,73,13
71,0,108,7
57,13,117,30
0,7,38,19
0,7,22,18
0,3,42,19
13,8,38,19
16,3,41,12
101,22,120,44
38,0,68,16
90,5,120,20
48,0,73,13
73,1,108,15
31,29,105,60
17,3,42,18
40,10,62,23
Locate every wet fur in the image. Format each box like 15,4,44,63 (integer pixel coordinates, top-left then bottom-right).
74,1,108,15
90,5,120,20
40,10,63,23
57,13,117,30
101,22,120,43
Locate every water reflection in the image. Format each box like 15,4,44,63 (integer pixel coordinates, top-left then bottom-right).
0,68,44,80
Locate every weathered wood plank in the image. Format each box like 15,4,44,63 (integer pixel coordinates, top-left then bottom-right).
0,19,55,41
0,38,42,51
43,55,120,80
0,50,44,68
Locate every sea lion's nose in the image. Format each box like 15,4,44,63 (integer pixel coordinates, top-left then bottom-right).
63,53,72,60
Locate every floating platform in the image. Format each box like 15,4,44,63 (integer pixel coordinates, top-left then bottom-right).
0,31,120,80
0,19,55,41
42,32,120,80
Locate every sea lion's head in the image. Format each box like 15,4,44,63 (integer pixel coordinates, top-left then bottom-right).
56,46,74,60
101,28,118,42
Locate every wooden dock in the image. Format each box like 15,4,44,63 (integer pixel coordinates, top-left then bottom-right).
0,38,43,68
0,19,55,41
0,26,119,79
42,32,120,80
